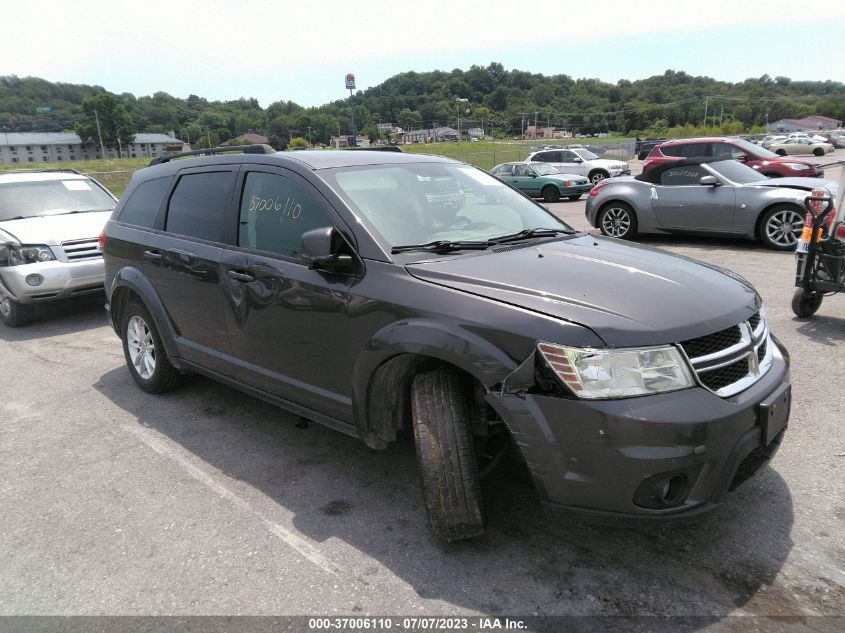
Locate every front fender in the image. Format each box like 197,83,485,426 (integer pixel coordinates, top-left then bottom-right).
351,317,528,441
108,266,180,359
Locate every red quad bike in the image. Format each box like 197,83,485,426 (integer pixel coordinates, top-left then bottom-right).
792,166,845,318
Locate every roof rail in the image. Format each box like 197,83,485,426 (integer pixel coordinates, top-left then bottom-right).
149,144,277,166
343,145,403,153
0,168,84,176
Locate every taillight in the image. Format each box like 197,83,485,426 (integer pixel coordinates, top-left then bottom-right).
589,182,611,196
98,229,106,251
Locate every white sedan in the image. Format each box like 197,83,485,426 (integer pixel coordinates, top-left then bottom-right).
769,137,834,156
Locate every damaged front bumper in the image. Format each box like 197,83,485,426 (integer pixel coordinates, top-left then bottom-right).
485,338,790,521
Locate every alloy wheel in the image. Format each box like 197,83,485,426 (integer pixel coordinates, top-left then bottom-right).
765,209,803,248
601,207,631,237
127,315,156,380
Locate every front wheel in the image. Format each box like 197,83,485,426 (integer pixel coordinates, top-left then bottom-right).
589,170,609,185
791,288,822,318
541,185,561,203
760,206,803,250
775,149,787,156
121,301,182,393
813,147,824,157
411,367,484,542
0,295,35,327
598,202,638,240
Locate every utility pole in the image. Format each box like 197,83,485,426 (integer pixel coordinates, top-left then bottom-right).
455,98,468,141
307,126,313,147
520,112,527,140
719,105,723,129
94,108,107,158
703,96,709,128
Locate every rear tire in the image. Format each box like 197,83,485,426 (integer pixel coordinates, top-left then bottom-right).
598,202,638,240
762,173,781,178
775,149,787,156
120,301,182,393
791,288,822,318
813,147,824,157
760,205,803,250
411,367,485,542
541,185,561,203
0,296,35,327
567,194,582,201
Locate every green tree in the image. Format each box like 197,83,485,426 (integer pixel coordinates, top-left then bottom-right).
76,93,134,154
288,137,308,150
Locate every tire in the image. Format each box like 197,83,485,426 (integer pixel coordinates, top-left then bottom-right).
589,170,610,185
541,185,561,203
813,147,824,157
762,173,781,178
760,205,803,251
791,288,822,318
598,202,638,240
411,367,484,542
120,301,182,393
775,149,787,156
0,295,35,327
567,194,582,201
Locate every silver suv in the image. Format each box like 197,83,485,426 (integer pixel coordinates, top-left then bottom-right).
0,169,117,326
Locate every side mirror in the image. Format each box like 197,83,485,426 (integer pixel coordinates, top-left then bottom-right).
737,154,750,162
573,158,583,163
300,226,355,273
699,175,719,186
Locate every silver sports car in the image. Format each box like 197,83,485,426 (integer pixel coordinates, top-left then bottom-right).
585,158,838,250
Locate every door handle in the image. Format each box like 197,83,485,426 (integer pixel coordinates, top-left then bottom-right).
227,270,255,283
143,250,162,262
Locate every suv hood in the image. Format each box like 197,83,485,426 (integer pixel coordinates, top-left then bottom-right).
405,235,759,347
0,211,112,245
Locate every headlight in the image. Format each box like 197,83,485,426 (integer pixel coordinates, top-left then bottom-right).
537,342,694,399
7,245,56,266
785,163,810,171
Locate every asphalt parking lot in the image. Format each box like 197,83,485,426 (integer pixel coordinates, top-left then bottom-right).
1,150,843,631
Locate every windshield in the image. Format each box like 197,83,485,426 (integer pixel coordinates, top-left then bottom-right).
321,162,571,250
531,163,560,176
709,160,774,184
734,138,778,159
572,148,599,161
0,178,115,221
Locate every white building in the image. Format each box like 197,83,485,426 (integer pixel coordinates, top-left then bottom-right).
0,131,189,165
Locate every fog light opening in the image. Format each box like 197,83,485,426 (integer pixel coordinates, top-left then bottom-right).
25,274,44,287
660,474,687,505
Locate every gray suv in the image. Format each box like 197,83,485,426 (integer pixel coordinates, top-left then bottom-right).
103,146,790,542
0,169,117,326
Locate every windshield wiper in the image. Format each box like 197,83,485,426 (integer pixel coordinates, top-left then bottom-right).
391,239,492,254
489,227,577,245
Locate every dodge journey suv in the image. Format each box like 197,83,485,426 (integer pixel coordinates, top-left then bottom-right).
103,146,791,541
0,169,117,326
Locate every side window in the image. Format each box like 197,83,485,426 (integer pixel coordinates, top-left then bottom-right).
117,176,171,228
165,172,232,242
560,150,578,162
661,144,686,157
660,166,708,186
544,151,563,162
514,164,531,177
492,165,510,177
238,171,335,259
529,153,547,163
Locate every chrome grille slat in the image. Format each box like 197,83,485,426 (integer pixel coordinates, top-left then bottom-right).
59,238,102,261
679,310,772,398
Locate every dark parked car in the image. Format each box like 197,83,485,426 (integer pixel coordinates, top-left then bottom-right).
643,137,824,178
635,138,669,160
103,146,790,541
585,157,837,250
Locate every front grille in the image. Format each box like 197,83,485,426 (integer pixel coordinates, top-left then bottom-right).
60,238,101,261
680,310,771,398
699,358,750,391
680,325,741,359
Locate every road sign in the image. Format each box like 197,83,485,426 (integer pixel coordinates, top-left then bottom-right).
345,73,356,90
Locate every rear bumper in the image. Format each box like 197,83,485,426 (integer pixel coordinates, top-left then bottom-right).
0,259,104,304
488,337,790,522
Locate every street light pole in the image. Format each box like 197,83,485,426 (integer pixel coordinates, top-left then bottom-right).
455,98,468,141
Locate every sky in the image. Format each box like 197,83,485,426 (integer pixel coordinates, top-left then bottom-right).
3,0,844,108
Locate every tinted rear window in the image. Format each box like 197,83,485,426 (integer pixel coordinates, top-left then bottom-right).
165,172,232,242
117,176,171,228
